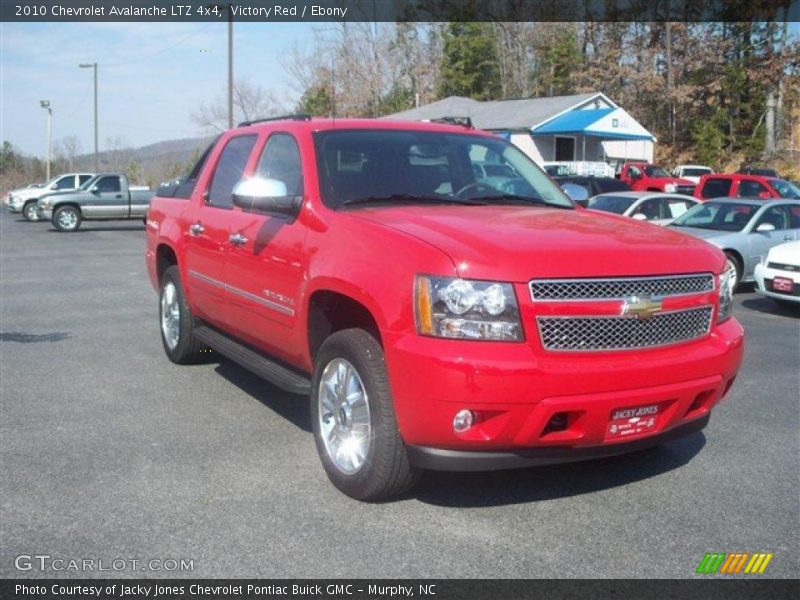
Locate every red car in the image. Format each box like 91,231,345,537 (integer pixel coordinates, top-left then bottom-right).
146,117,744,500
694,173,800,200
618,161,696,195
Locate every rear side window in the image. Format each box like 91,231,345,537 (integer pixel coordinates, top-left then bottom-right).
701,178,732,199
95,176,121,192
256,133,303,196
207,135,257,209
737,180,769,198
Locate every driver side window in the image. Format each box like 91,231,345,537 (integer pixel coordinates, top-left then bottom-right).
54,176,74,190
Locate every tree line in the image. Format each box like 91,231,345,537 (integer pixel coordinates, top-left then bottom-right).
288,22,799,175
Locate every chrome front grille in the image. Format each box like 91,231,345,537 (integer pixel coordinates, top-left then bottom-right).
675,184,696,195
537,307,713,351
530,274,714,301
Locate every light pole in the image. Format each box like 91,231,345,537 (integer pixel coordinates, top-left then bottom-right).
39,100,52,181
79,62,99,171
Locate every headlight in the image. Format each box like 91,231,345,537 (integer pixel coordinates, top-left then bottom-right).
415,276,523,341
717,268,734,323
664,183,677,193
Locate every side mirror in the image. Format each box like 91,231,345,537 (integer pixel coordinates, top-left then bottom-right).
758,191,771,199
755,222,776,232
90,186,99,193
232,178,300,218
560,183,589,203
632,213,648,221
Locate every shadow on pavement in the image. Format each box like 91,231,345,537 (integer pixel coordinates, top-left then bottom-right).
741,296,799,318
412,432,706,508
214,357,312,433
0,331,71,343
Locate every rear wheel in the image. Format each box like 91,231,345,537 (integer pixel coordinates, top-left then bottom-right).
311,329,419,501
159,265,207,364
53,206,81,232
23,201,39,221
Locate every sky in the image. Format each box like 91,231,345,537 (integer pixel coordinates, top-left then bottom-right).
0,21,315,157
2,19,799,160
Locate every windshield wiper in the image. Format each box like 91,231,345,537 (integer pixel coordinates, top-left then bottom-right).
338,194,487,209
469,194,572,209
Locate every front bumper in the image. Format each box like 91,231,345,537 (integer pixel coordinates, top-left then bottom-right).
409,413,710,471
754,263,800,303
385,317,744,461
36,206,53,221
7,202,23,213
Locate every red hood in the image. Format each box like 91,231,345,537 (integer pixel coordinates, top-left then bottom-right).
350,205,724,281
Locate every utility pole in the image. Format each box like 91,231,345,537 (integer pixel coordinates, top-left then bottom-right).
228,5,233,128
40,100,52,180
79,63,99,171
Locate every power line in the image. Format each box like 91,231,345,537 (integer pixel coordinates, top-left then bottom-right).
101,23,216,69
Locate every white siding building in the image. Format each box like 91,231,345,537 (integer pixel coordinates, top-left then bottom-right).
387,92,656,176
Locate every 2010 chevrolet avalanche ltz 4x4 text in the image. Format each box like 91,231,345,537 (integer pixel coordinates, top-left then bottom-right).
145,116,744,500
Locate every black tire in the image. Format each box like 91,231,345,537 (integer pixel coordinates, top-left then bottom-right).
159,265,207,364
724,251,743,292
23,201,39,222
52,205,82,232
311,329,419,501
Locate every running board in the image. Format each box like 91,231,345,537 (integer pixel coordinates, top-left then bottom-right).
194,325,311,395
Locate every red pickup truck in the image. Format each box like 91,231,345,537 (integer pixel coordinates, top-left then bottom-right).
146,117,744,500
619,162,696,195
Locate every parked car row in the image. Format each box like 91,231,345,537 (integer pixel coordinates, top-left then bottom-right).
4,172,153,231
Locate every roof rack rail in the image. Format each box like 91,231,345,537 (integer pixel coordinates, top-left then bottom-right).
237,114,311,127
426,116,473,129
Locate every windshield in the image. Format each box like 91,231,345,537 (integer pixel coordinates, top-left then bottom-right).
671,201,758,231
643,165,671,178
770,179,800,199
314,130,573,210
587,195,636,214
683,167,712,177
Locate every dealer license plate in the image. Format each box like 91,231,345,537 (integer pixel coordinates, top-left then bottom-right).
772,277,794,293
606,404,660,439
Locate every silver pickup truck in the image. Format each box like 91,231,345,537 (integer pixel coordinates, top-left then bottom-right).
36,173,154,232
7,172,95,221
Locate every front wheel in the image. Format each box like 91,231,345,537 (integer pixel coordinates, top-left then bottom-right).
724,251,742,292
53,206,81,232
23,202,39,221
311,329,419,501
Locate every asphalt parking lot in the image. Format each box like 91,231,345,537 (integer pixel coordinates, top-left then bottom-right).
1,209,798,579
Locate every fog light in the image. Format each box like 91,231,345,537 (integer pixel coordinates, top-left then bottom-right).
453,409,474,433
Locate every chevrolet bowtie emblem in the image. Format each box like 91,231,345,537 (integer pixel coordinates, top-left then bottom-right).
621,295,663,320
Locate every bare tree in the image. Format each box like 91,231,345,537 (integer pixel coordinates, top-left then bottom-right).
192,78,284,132
59,136,82,171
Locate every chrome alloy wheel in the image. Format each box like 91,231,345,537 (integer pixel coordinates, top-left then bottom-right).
160,281,180,350
725,257,739,290
24,204,39,221
318,358,371,474
57,210,77,230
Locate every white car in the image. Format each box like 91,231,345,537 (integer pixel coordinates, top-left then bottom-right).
587,191,699,225
673,165,714,184
754,240,800,306
6,172,94,221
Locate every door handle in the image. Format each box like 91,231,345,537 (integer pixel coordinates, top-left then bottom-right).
229,232,248,246
189,223,205,236
115,194,123,199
